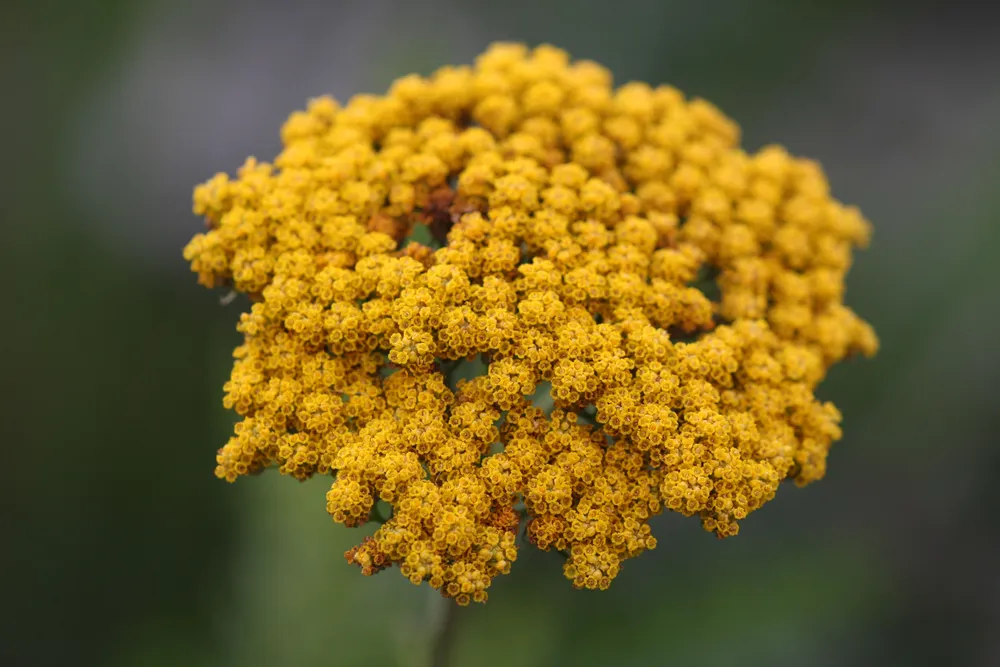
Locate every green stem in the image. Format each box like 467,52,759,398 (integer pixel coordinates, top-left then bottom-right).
368,501,389,525
577,407,599,428
430,595,459,667
422,360,467,667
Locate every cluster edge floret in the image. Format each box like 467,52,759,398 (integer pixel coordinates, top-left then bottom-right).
184,42,878,605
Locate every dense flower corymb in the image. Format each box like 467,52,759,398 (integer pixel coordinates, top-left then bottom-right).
185,43,877,605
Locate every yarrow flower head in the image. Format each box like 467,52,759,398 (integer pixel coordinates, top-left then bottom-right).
185,43,878,605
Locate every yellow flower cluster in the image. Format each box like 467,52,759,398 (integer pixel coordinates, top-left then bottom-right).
185,43,877,604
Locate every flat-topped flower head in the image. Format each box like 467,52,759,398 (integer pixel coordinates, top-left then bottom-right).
185,42,877,605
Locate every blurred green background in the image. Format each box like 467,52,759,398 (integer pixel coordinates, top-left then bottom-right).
3,1,999,665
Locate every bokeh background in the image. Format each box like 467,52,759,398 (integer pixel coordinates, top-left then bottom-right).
4,0,1000,665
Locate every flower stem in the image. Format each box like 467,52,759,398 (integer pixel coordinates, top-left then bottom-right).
368,500,390,525
430,596,459,667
